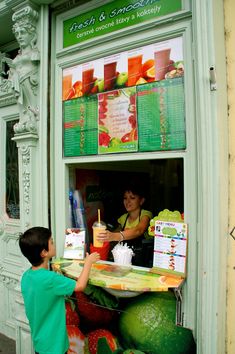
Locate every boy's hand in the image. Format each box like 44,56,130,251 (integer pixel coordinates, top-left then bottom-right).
84,252,100,265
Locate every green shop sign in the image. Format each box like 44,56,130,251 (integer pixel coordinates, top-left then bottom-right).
63,0,182,48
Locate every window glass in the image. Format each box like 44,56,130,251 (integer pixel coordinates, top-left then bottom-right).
6,120,20,219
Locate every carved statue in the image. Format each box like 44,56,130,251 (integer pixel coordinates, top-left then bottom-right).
3,6,40,134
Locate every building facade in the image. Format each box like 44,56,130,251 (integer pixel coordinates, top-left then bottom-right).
0,0,233,353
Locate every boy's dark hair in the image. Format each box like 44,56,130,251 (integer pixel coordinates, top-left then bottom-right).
19,227,51,266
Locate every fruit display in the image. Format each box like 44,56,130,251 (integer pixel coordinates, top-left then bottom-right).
67,325,85,354
65,285,195,354
74,291,118,331
87,329,118,354
66,299,80,326
118,292,195,354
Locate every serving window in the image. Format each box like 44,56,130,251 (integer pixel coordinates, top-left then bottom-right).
70,158,183,252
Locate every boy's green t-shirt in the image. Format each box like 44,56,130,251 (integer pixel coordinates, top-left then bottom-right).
21,268,76,354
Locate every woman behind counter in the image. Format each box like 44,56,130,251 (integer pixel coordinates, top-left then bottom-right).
97,184,153,266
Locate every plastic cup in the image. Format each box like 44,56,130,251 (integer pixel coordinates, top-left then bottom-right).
127,54,143,86
92,221,106,247
62,74,72,100
82,68,94,95
104,62,117,91
90,242,110,261
154,48,171,81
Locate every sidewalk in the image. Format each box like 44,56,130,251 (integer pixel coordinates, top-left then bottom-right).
0,333,16,354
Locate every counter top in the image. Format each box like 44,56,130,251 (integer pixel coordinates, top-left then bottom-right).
52,259,184,293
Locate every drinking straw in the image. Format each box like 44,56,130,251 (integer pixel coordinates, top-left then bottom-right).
98,209,100,224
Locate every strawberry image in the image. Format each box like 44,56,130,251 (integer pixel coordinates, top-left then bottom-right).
99,132,111,147
67,325,85,354
121,132,131,143
128,115,137,129
75,291,117,330
65,300,80,326
87,329,117,354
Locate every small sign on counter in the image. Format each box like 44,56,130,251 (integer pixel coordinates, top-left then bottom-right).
63,228,85,259
153,221,187,278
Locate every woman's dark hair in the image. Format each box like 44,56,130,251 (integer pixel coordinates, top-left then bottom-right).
122,181,146,199
19,227,51,266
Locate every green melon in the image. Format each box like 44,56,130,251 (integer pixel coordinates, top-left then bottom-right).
118,291,195,354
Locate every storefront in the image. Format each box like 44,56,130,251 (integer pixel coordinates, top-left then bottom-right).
0,0,229,353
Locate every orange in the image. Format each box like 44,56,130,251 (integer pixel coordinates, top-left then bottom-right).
142,59,155,74
146,65,155,78
135,77,148,85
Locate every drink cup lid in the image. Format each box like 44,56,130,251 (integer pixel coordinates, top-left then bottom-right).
93,221,106,227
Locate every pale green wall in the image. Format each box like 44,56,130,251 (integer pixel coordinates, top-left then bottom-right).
224,1,235,353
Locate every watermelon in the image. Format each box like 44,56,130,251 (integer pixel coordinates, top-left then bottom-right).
118,292,195,354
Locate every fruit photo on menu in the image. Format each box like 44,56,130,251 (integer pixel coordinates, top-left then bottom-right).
62,37,184,101
98,87,138,154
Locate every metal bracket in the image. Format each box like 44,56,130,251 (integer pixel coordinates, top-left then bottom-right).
209,66,217,91
174,286,184,326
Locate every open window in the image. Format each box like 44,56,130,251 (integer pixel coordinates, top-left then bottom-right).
66,158,184,268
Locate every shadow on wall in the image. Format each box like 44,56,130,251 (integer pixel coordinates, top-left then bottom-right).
0,333,16,354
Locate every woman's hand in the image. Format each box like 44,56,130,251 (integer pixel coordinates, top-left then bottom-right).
97,230,115,242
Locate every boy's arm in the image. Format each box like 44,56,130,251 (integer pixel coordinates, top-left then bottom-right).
74,252,100,292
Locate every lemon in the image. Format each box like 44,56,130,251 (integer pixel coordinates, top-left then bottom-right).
118,292,195,354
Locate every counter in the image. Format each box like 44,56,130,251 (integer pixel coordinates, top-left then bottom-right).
52,259,184,296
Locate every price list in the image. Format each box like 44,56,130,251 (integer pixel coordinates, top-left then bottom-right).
63,95,98,156
137,77,186,151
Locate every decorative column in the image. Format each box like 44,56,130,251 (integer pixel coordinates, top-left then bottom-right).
7,3,44,353
10,1,40,229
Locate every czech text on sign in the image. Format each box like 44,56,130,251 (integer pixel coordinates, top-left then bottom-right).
63,0,182,48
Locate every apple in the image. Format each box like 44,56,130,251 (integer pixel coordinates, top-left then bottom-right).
167,59,175,72
94,78,104,92
116,72,128,87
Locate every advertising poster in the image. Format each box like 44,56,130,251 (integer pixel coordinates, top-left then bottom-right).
98,87,138,154
62,37,184,100
153,220,188,277
63,0,182,48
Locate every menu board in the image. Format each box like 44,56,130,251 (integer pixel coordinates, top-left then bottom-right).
153,220,187,277
98,88,138,154
137,77,186,151
62,37,185,156
63,228,85,259
63,95,98,156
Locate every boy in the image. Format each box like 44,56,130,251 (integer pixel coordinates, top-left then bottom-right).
19,226,100,354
